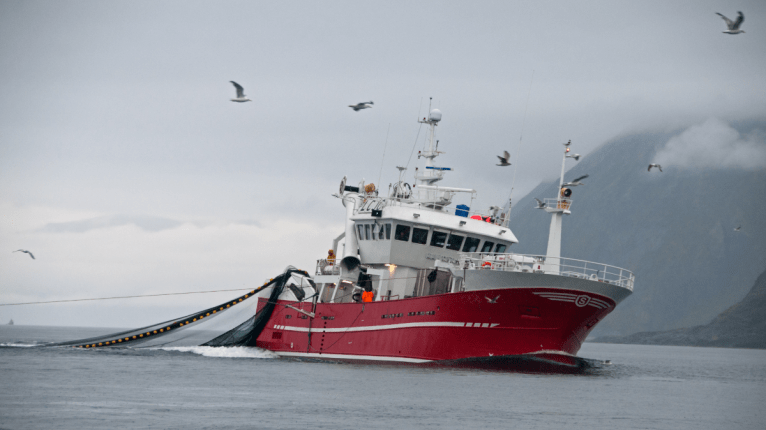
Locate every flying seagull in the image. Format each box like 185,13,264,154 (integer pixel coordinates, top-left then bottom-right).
734,225,741,232
534,198,546,209
13,249,35,259
349,101,373,111
563,174,588,187
496,151,511,166
229,81,251,103
485,295,500,304
648,164,663,172
716,11,745,34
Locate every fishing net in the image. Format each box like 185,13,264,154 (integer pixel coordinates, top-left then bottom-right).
45,267,314,350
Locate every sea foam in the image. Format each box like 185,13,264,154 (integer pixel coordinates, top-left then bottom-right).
160,346,278,359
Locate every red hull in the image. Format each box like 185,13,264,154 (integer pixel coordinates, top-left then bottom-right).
255,288,614,368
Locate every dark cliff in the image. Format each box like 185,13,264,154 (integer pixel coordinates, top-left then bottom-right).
507,120,766,337
594,267,766,348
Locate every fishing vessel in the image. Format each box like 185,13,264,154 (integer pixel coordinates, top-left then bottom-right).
253,108,635,368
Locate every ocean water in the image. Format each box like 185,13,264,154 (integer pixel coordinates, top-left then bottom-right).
1,325,764,429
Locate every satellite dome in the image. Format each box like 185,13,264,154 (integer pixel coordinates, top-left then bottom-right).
429,109,442,122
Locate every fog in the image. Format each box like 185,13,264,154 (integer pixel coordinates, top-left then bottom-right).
1,0,764,326
654,118,766,169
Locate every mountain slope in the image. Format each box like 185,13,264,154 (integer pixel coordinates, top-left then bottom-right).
506,120,766,336
593,267,766,348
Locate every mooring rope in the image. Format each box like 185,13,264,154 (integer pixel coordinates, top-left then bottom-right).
44,269,306,349
0,287,257,307
1,274,424,307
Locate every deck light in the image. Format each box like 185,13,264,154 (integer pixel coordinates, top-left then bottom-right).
459,221,466,226
413,213,420,218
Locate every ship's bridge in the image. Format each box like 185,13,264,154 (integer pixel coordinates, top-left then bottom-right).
351,198,517,269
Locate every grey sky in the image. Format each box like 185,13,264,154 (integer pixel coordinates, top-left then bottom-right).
1,0,765,326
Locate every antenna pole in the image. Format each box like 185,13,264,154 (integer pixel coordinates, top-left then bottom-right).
377,123,391,188
559,150,567,196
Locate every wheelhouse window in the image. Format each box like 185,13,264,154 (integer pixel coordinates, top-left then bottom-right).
494,243,507,253
462,237,480,252
357,224,365,241
364,224,371,241
446,234,464,251
430,231,448,248
481,241,495,253
412,227,429,245
377,224,384,240
385,223,391,240
395,224,411,241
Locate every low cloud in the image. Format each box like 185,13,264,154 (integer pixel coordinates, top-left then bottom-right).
0,205,344,326
40,215,183,233
653,118,766,170
39,214,264,233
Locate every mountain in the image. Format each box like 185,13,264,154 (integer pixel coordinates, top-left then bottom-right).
507,119,766,337
593,267,766,348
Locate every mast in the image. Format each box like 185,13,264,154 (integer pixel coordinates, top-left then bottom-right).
543,140,576,274
415,106,443,202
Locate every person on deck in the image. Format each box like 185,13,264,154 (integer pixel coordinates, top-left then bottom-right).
362,290,374,302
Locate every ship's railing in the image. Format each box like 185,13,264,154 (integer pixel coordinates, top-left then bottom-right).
315,259,340,276
365,197,509,227
543,198,572,211
458,252,635,291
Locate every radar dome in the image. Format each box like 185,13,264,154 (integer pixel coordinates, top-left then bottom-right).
429,109,442,122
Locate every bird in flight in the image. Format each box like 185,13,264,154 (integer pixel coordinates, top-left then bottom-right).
734,225,741,232
13,249,35,259
349,101,373,111
485,295,500,304
496,151,511,166
716,11,745,34
534,198,546,209
563,174,588,187
229,81,251,102
648,164,663,172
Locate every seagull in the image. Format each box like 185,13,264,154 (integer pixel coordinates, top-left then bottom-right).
496,151,511,166
716,11,745,34
734,225,741,232
534,198,546,209
485,295,500,304
563,174,588,187
648,164,662,172
13,249,35,259
348,101,373,111
229,81,251,103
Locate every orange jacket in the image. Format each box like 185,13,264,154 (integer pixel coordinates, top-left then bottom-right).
362,291,374,302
